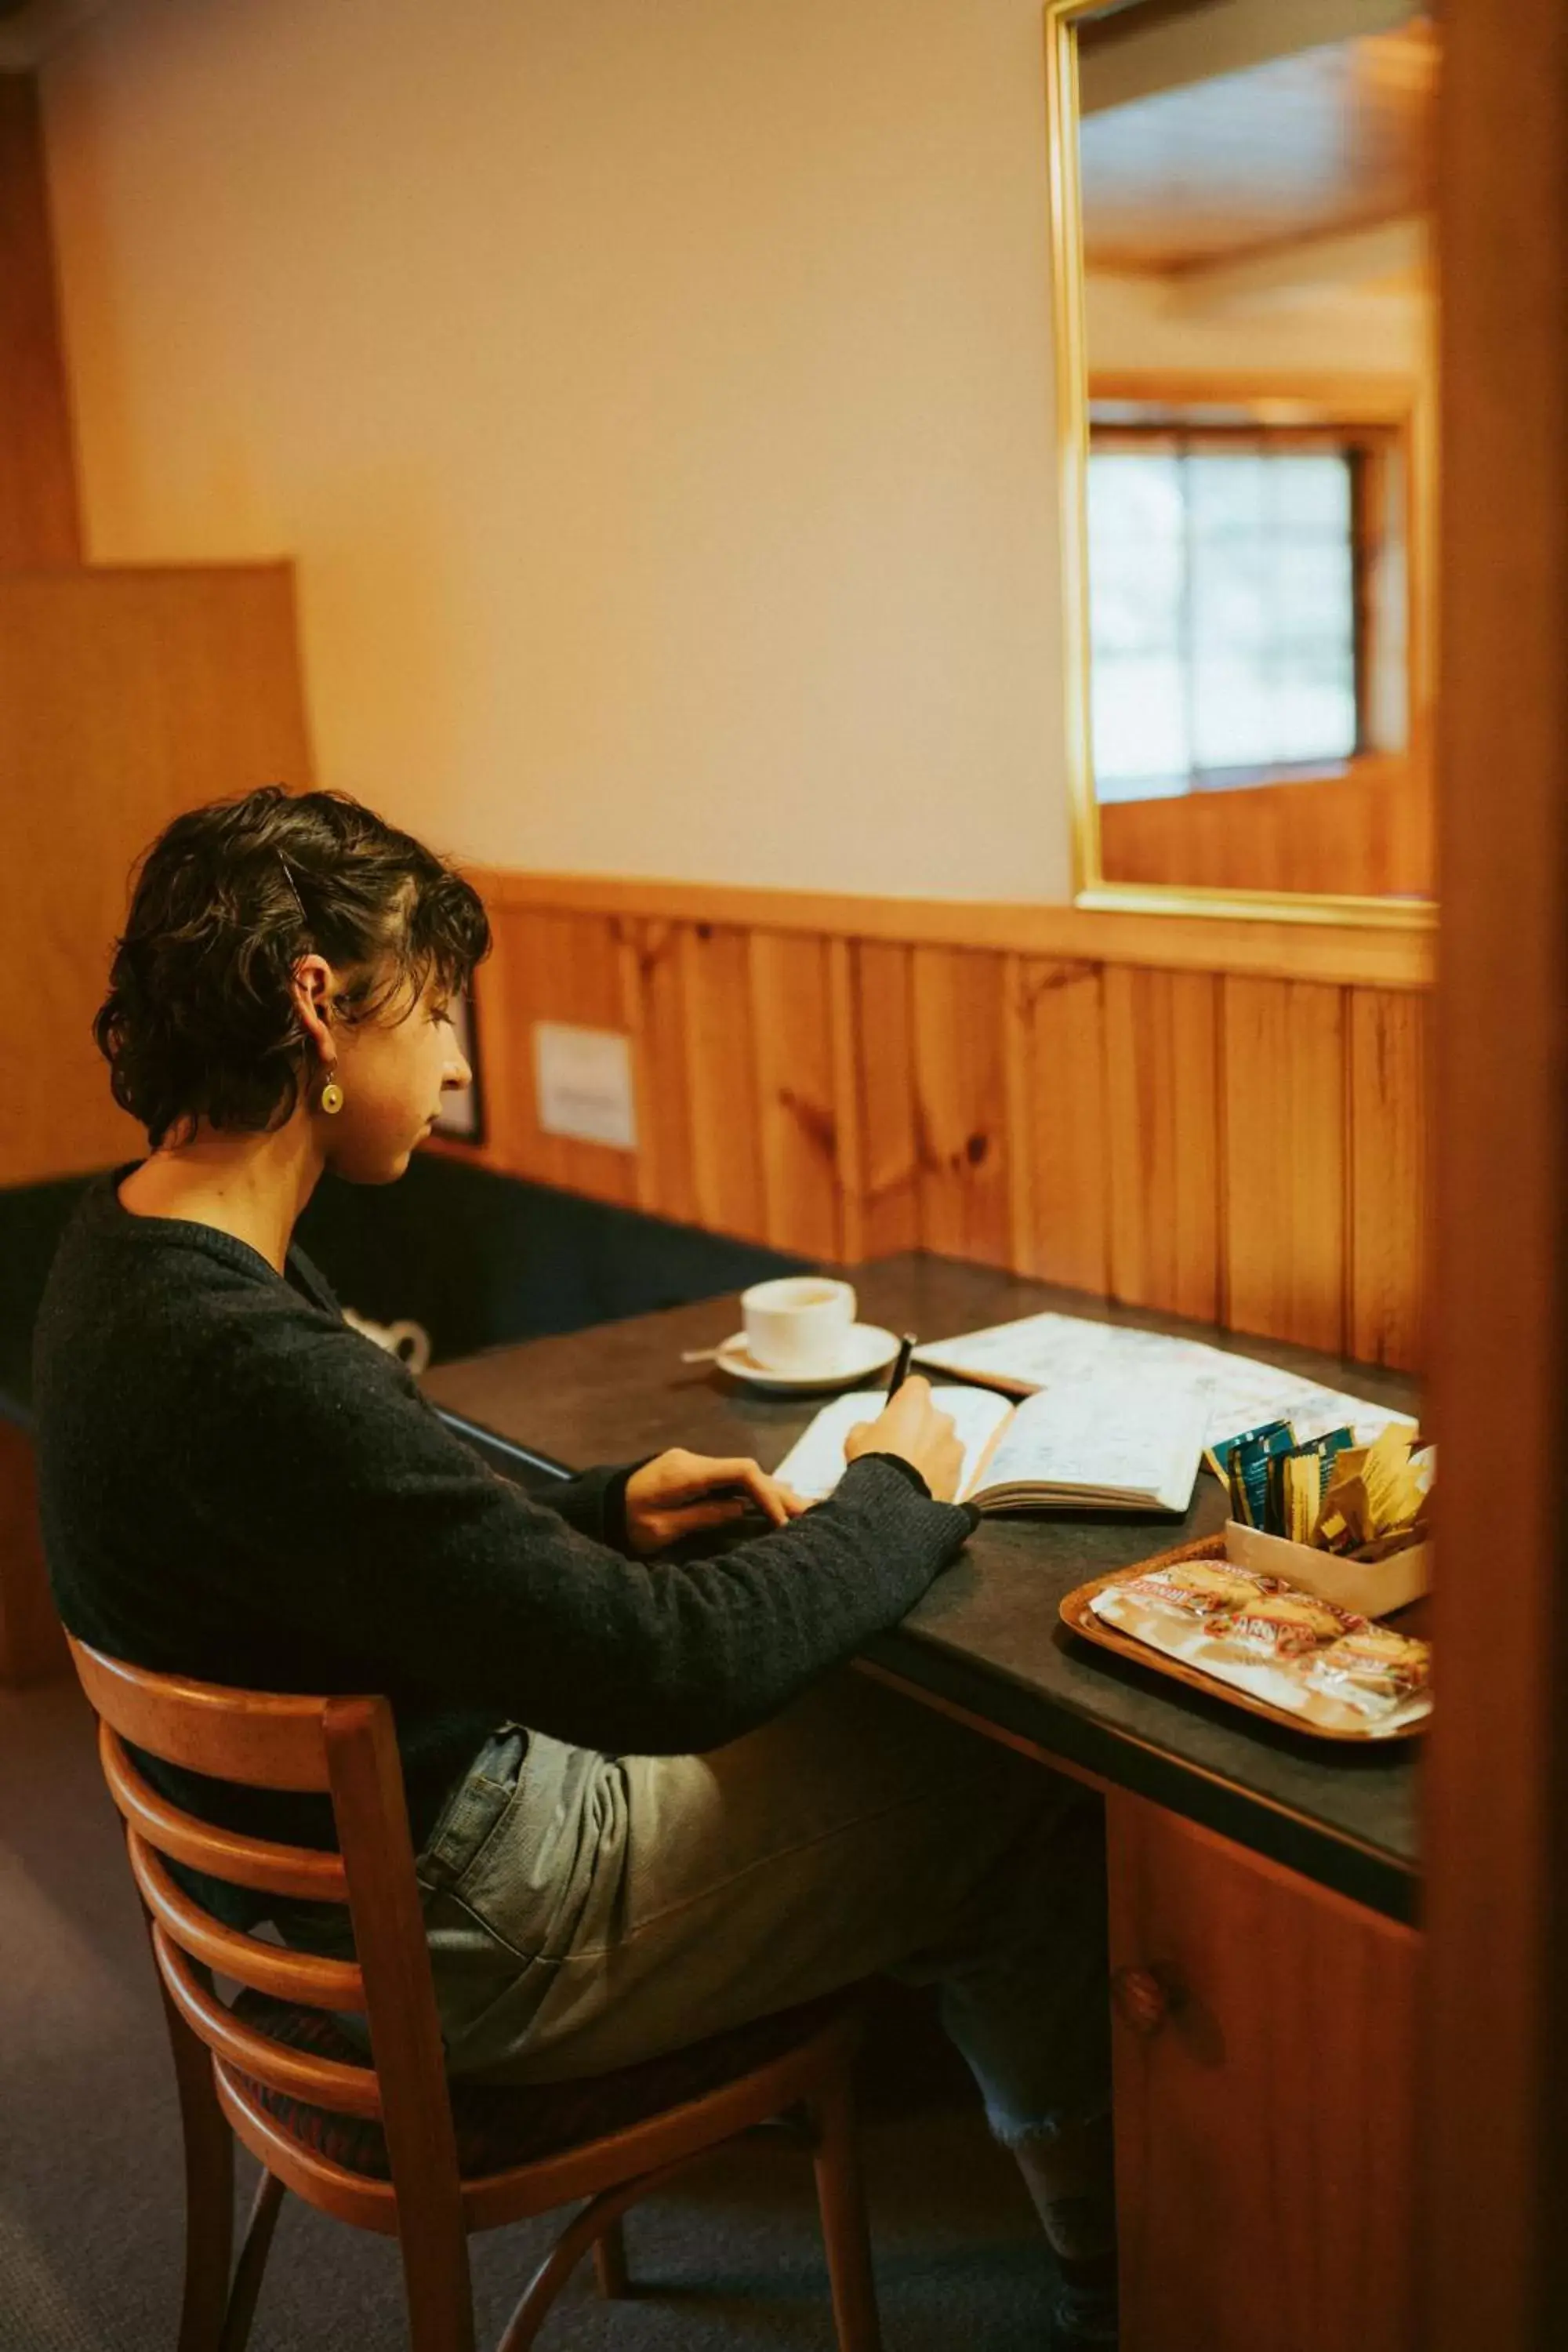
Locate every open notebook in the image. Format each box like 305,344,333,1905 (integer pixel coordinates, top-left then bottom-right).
774,1377,1210,1515
913,1312,1414,1457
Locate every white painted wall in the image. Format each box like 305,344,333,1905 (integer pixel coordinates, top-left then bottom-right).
42,0,1077,899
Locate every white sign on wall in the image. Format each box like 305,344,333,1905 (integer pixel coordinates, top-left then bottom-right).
532,1022,638,1151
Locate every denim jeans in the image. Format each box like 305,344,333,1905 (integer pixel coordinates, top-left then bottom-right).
407,1669,1109,2149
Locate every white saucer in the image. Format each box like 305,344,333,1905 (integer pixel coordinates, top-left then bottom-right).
713,1323,902,1394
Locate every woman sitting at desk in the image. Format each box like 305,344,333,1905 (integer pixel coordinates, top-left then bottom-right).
33,786,1115,2348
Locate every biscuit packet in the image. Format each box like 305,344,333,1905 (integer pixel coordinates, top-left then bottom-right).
1087,1563,1432,1737
1304,1628,1429,1720
1219,1587,1359,1659
1114,1560,1279,1622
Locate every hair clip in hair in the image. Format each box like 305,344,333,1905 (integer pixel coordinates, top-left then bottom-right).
278,857,309,927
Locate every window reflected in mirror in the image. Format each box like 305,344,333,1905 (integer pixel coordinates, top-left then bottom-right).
1062,2,1436,911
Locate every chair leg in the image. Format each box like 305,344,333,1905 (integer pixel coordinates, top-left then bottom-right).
808,2075,882,2352
495,2155,701,2352
156,1971,235,2352
398,2216,479,2352
217,2172,285,2352
591,2216,630,2299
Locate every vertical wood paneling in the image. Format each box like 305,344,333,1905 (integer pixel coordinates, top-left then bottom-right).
469,902,526,1174
464,886,1425,1370
1003,956,1038,1275
848,942,920,1261
748,931,842,1260
677,924,767,1241
0,568,314,1187
487,909,637,1206
1098,759,1432,901
826,940,866,1266
1105,967,1223,1324
1222,978,1347,1354
909,948,1012,1267
1348,989,1428,1371
617,918,699,1227
0,76,80,565
1011,958,1112,1292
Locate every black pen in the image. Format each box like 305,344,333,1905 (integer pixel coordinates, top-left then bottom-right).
885,1332,917,1398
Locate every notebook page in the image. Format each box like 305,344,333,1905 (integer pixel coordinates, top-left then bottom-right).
772,1387,1013,1503
972,1375,1210,1510
916,1312,1414,1452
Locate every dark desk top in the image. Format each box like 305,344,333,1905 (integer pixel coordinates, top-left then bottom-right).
423,1255,1424,1924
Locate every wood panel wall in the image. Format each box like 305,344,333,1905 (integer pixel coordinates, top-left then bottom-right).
0,74,80,564
0,564,316,1188
1098,757,1434,902
452,876,1431,1374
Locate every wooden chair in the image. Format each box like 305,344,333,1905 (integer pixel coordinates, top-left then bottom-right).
67,1636,882,2352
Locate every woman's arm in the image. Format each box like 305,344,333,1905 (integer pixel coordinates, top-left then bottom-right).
173,1310,974,1758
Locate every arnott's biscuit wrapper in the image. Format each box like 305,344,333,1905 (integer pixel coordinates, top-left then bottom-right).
1089,1563,1432,1737
1116,1561,1274,1621
1224,1588,1358,1657
1305,1628,1429,1718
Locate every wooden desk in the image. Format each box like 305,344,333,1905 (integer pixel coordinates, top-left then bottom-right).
425,1253,1421,2352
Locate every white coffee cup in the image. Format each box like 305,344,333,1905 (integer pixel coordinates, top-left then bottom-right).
740,1276,857,1375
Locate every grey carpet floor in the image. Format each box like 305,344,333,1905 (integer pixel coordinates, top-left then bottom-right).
0,1680,1052,2352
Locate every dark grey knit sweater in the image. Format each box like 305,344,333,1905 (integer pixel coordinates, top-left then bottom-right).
33,1169,974,1876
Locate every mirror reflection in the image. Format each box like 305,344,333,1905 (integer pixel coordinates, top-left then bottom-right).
1071,2,1436,906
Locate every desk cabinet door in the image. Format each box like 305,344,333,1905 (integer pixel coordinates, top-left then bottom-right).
1107,1793,1417,2352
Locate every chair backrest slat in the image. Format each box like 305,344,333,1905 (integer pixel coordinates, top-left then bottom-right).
128,1829,366,2013
101,1726,350,1904
153,1927,383,2118
68,1636,468,2271
321,1699,467,2241
68,1636,333,1791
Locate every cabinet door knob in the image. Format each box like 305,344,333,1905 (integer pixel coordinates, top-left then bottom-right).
1112,1964,1172,2036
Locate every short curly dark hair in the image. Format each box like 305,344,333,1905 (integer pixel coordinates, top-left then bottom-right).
94,786,491,1149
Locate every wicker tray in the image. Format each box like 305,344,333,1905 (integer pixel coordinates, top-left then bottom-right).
1058,1533,1428,1743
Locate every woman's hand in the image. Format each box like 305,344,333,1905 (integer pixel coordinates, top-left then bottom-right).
623,1450,808,1557
842,1375,965,1502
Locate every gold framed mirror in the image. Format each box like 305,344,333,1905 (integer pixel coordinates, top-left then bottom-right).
1045,0,1437,925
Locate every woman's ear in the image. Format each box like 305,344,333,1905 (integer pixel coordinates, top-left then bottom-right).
291,953,338,1059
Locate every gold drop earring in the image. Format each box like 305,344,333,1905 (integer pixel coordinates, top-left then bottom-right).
318,1065,344,1116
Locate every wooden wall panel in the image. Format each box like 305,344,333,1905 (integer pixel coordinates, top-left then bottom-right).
1009,958,1111,1291
748,931,842,1260
464,877,1428,1372
483,909,636,1206
0,566,314,1188
619,918,699,1228
1104,967,1222,1325
1348,989,1428,1370
677,924,767,1243
845,942,920,1262
1221,978,1348,1353
0,74,80,565
478,869,1433,989
909,948,1014,1269
1098,760,1432,902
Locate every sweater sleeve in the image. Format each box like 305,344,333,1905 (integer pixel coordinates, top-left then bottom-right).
539,1462,641,1550
164,1303,972,1756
